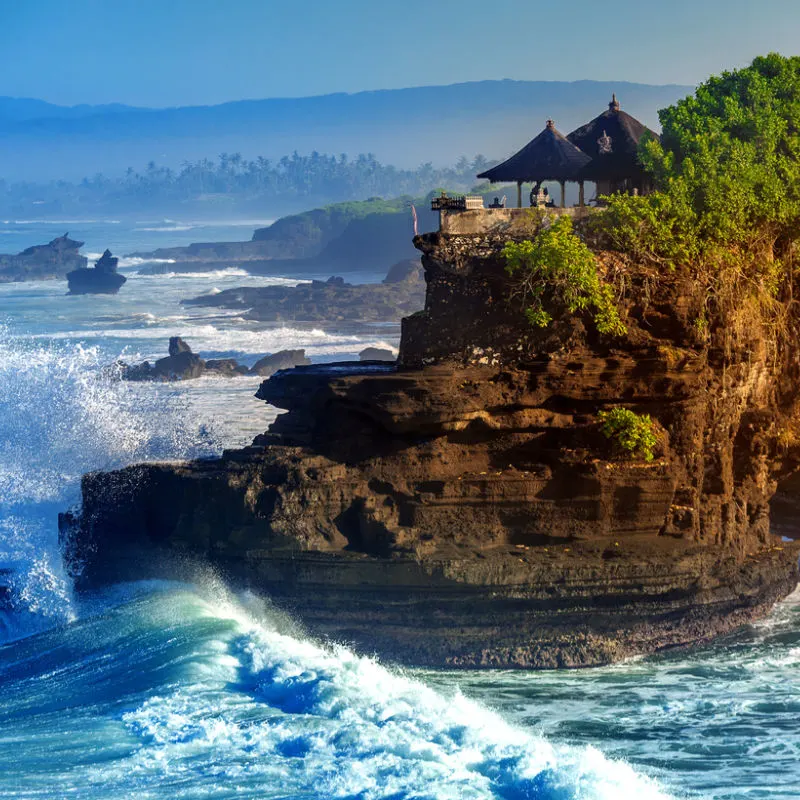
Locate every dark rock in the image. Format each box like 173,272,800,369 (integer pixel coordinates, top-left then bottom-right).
206,358,249,377
168,336,192,356
359,347,396,362
249,349,311,377
182,259,425,323
63,214,800,669
0,233,87,283
151,350,205,381
120,338,206,382
119,340,309,382
67,249,126,295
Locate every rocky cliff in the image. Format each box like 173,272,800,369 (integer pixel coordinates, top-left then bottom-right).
62,213,800,668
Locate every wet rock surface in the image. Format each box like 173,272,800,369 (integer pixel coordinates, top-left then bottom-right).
64,220,800,668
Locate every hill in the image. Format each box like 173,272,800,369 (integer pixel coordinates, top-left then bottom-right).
0,80,693,182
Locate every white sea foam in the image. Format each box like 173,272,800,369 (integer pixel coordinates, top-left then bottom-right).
83,252,179,269
24,323,396,358
0,330,220,642
136,225,196,232
5,219,121,225
116,586,673,800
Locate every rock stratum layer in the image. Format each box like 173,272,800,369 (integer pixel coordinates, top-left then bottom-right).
63,217,800,668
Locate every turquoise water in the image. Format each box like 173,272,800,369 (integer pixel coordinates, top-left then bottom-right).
0,220,797,800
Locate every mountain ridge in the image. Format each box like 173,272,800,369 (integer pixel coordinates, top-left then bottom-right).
0,79,694,181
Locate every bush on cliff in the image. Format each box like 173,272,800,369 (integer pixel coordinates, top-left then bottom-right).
598,53,800,278
598,408,658,462
503,216,626,337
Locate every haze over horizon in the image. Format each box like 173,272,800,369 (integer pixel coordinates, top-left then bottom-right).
2,0,799,107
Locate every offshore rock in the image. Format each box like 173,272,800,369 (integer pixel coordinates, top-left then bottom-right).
0,233,87,283
250,349,311,377
359,347,396,362
182,260,424,323
64,216,800,669
119,338,308,381
67,249,127,295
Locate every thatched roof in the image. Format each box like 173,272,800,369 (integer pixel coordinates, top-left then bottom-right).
567,95,658,182
477,120,592,183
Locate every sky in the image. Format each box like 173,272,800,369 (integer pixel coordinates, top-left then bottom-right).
1,0,799,107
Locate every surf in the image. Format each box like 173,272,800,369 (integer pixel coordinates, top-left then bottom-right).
0,580,674,800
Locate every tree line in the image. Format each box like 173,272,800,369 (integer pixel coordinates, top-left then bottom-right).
0,151,497,216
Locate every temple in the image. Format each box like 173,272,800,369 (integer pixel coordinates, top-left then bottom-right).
435,95,658,230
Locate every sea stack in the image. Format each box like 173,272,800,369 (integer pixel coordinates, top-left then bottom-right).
62,208,800,669
67,249,127,295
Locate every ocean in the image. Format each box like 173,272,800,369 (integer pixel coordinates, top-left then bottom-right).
0,218,797,800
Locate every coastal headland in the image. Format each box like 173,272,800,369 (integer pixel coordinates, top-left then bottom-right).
61,206,800,668
59,56,800,669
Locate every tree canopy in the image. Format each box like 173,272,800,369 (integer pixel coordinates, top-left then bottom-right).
601,53,800,267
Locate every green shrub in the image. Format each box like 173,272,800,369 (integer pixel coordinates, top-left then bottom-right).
503,216,626,337
598,408,658,462
595,54,800,285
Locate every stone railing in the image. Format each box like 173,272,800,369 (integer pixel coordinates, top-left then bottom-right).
430,194,485,211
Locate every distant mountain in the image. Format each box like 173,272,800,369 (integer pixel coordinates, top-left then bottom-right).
0,80,694,182
0,97,142,123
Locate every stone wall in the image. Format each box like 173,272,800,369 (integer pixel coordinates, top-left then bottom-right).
438,206,593,235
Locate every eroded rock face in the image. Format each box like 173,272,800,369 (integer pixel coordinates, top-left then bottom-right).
63,221,800,668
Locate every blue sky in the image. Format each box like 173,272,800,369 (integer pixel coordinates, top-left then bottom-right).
1,0,799,107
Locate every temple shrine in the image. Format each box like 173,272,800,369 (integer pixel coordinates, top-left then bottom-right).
432,95,657,226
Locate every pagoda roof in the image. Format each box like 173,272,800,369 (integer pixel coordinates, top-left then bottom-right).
477,120,592,184
567,95,658,182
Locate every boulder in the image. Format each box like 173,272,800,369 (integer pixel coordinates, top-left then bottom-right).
206,358,249,377
359,347,396,362
151,350,205,381
168,336,192,356
249,349,311,377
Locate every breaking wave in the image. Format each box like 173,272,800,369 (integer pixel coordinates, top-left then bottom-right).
0,329,219,642
0,581,673,799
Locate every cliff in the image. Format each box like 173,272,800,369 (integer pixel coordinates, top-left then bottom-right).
61,212,800,669
131,198,436,277
0,234,87,283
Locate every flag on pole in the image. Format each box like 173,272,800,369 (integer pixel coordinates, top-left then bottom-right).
411,204,419,236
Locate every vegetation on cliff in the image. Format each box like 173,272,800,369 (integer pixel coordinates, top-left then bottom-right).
597,54,800,307
598,408,658,462
503,216,626,336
